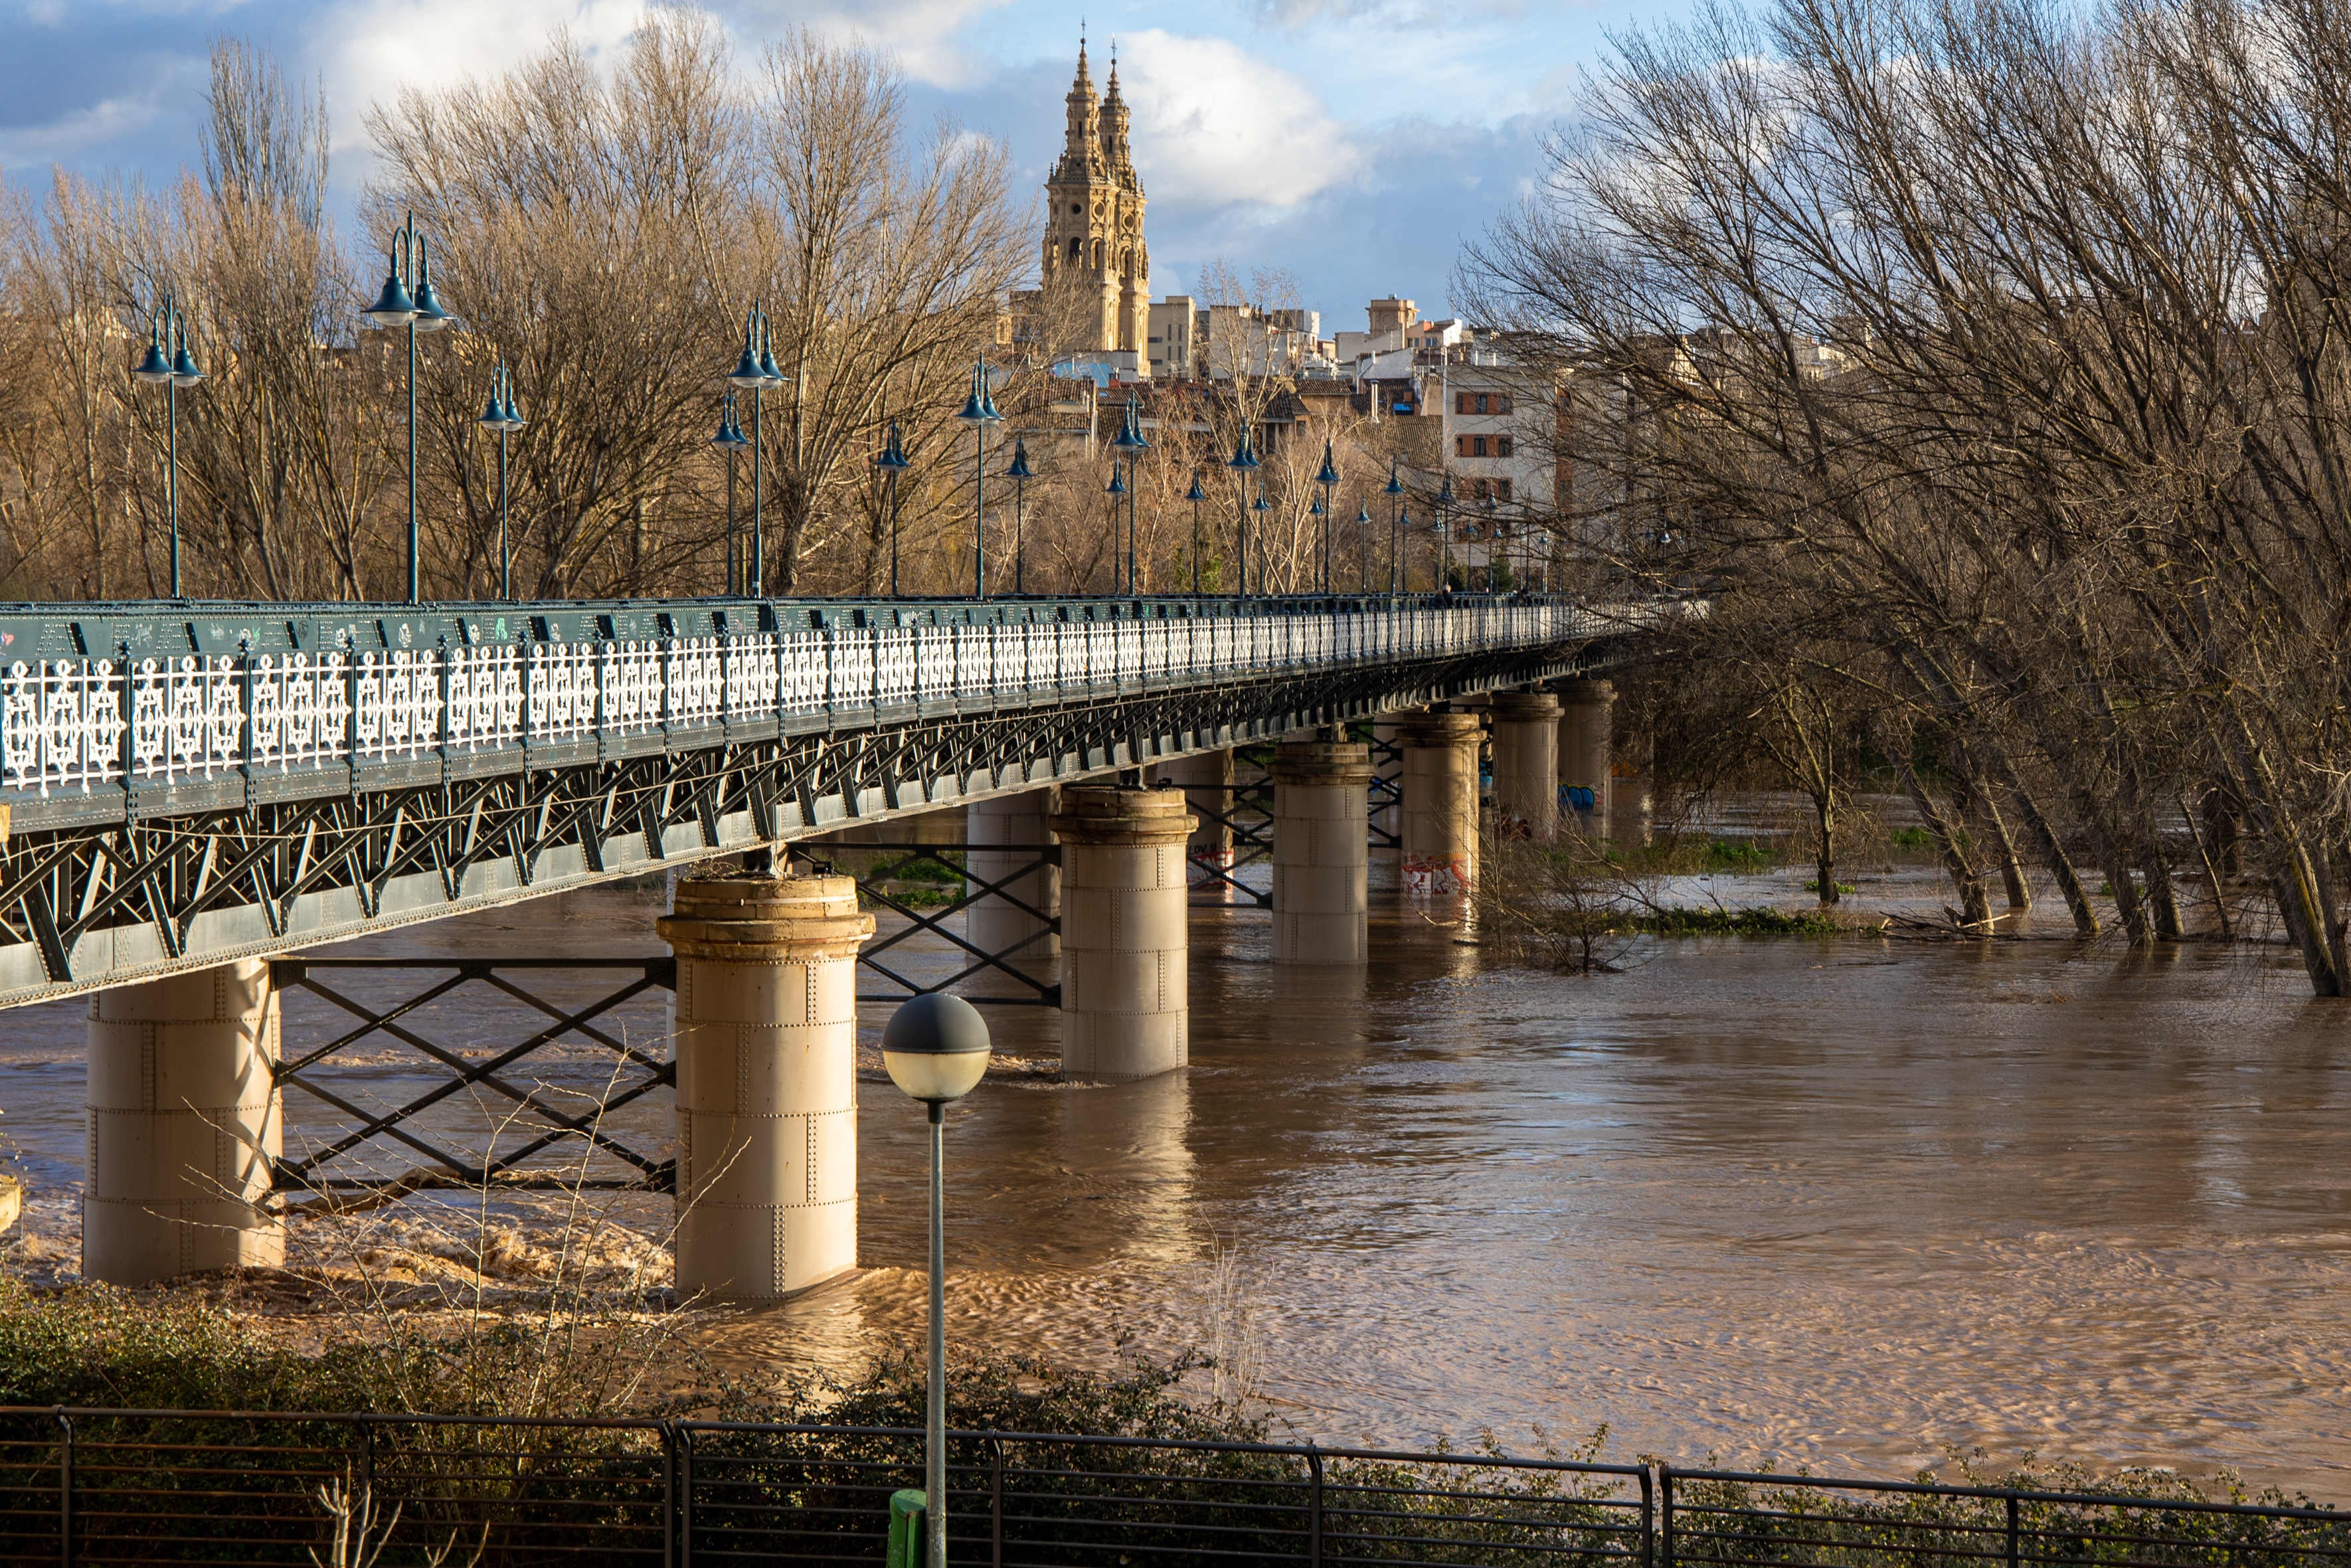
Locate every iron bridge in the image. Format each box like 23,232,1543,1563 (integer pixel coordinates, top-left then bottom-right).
0,590,1651,1009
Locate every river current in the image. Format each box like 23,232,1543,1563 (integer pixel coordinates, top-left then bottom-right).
0,853,2344,1497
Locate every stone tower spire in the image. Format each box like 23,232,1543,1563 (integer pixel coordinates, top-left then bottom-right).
1099,46,1138,190
1039,32,1148,359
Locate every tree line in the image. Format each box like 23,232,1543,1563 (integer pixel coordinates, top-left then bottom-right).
1466,0,2351,993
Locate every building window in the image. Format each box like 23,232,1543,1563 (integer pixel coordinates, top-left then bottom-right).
1496,436,1514,458
1496,479,1512,502
1496,394,1513,414
1068,238,1081,261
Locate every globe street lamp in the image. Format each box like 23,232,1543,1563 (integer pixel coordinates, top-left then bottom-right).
1225,426,1259,597
1383,458,1405,596
956,361,1003,598
1183,469,1207,594
1312,438,1340,594
882,992,994,1568
709,391,752,595
877,420,912,596
477,364,526,600
1005,437,1035,595
363,213,453,604
1110,394,1148,594
727,305,785,592
131,292,203,598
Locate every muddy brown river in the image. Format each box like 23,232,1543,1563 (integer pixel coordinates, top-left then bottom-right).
1,857,2344,1498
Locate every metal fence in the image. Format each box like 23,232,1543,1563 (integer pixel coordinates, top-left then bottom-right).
0,594,1607,808
0,1409,2339,1568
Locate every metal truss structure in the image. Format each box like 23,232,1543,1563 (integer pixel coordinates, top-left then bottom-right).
268,956,676,1199
0,591,1644,1009
789,839,1063,1007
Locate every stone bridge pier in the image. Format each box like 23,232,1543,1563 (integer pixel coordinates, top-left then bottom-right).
1053,785,1195,1081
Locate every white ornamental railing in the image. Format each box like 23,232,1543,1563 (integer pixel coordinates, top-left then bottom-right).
0,601,1595,800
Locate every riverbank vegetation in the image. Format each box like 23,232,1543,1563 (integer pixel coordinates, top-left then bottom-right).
1466,0,2351,991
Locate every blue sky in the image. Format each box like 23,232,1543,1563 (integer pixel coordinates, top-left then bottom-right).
0,0,1698,332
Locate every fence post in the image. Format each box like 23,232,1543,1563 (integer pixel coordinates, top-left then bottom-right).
2006,1493,2020,1568
990,1435,1004,1568
355,1415,375,1502
54,1408,71,1567
1306,1442,1324,1568
1638,1465,1654,1568
1658,1468,1674,1568
678,1425,693,1568
661,1421,677,1568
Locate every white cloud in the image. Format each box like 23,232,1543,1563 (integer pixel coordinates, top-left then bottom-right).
728,0,1010,88
1114,29,1361,210
0,92,171,173
319,0,653,148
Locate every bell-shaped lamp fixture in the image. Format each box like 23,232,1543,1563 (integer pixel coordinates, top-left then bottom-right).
1253,491,1272,513
409,237,452,333
876,420,912,472
131,325,174,385
1184,473,1207,504
1437,474,1456,507
1113,394,1148,450
1314,438,1340,489
1383,456,1405,497
1226,430,1259,472
882,993,992,1104
1005,437,1035,481
1309,495,1328,517
1106,468,1128,497
363,258,418,329
757,326,786,388
728,332,765,389
956,362,993,424
481,381,511,430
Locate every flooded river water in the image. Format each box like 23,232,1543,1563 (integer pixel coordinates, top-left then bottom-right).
1,854,2345,1497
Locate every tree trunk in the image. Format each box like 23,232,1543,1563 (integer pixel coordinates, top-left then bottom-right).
1814,792,1838,906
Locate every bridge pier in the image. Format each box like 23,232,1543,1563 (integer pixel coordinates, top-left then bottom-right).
1557,678,1616,836
1272,735,1373,965
658,871,875,1302
965,788,1061,996
1398,711,1483,897
1051,785,1194,1080
1158,750,1236,898
1491,691,1562,841
84,958,283,1284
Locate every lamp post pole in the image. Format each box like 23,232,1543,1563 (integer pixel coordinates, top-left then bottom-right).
1383,458,1405,597
131,292,203,598
1006,438,1035,594
1313,439,1339,595
1437,475,1456,590
882,994,994,1568
957,361,1003,598
1185,470,1206,594
1110,394,1148,595
711,391,750,595
1227,428,1259,598
478,365,525,600
1357,505,1372,594
363,213,452,604
877,420,911,596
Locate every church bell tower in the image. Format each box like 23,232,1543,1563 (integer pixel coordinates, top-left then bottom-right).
1042,36,1148,355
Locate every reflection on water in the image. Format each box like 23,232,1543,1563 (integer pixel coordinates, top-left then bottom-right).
1,863,2347,1497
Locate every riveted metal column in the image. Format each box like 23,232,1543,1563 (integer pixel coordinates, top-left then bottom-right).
1369,717,1404,847
1490,691,1562,841
1397,711,1482,897
1050,786,1195,1080
84,958,283,1284
1272,737,1373,964
1555,678,1616,836
965,787,1059,997
658,873,875,1302
1158,750,1235,896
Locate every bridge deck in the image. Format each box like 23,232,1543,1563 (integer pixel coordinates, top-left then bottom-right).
0,592,1638,1007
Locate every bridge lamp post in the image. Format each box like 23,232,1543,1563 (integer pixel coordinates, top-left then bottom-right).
1253,488,1273,590
477,365,526,600
1312,438,1340,594
1183,469,1207,594
956,361,1003,598
130,292,203,599
726,305,784,593
1355,505,1373,595
1104,464,1128,595
1307,495,1328,593
1437,474,1456,590
363,213,453,605
1110,394,1148,594
1225,428,1259,597
709,391,752,595
877,420,912,597
882,992,994,1568
1383,458,1405,597
1005,438,1035,595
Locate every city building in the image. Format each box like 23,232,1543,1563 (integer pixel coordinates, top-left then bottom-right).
1146,296,1197,379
